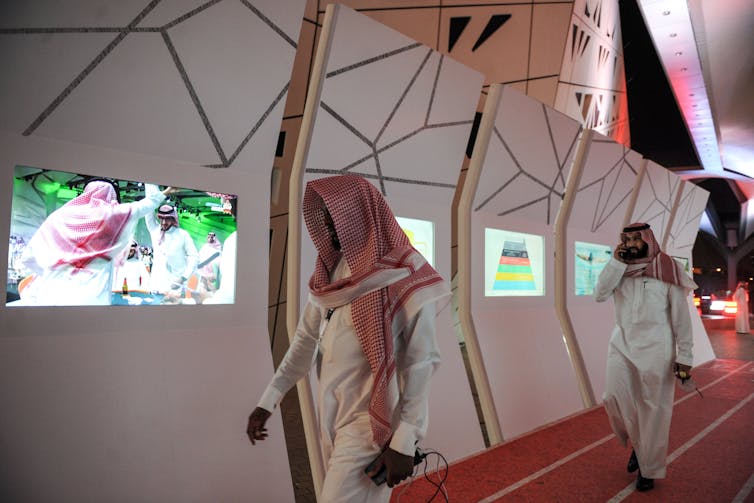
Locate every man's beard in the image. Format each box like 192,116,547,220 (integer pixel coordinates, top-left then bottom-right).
625,245,648,259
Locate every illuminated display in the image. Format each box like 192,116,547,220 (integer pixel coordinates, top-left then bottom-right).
6,166,237,306
395,216,435,268
574,241,612,296
484,228,544,297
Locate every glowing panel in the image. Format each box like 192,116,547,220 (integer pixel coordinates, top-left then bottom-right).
484,228,544,297
574,241,612,296
395,216,434,268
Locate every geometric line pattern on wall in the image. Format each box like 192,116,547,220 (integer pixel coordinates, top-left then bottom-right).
307,44,474,195
667,185,708,253
0,0,296,169
577,141,638,232
474,105,582,226
630,164,682,240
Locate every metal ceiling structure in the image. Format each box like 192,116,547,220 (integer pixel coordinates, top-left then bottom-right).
621,0,754,261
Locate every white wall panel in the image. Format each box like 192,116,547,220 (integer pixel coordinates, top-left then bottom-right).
301,5,485,463
0,132,293,502
0,1,305,500
470,85,584,440
567,134,640,400
629,159,682,240
666,181,715,366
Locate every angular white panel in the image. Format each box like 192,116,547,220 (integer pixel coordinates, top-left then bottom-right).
571,136,641,233
168,0,299,165
475,85,582,224
36,34,221,164
630,159,682,240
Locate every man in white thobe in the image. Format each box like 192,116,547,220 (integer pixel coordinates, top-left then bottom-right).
15,181,169,306
145,204,198,296
246,175,449,502
595,222,696,492
734,281,750,333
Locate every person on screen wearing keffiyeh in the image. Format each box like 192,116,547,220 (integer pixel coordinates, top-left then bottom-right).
594,222,697,492
144,203,198,295
246,175,450,502
16,180,170,306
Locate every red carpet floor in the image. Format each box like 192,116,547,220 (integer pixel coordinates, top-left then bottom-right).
391,359,754,503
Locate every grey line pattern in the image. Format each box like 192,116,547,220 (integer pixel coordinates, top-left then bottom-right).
161,0,225,30
307,169,455,189
320,101,374,147
310,40,474,195
8,0,295,169
239,0,297,48
425,54,444,126
204,82,291,168
325,42,422,78
163,31,228,166
375,48,433,145
21,0,164,136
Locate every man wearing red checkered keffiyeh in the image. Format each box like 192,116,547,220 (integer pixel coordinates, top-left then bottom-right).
16,181,169,306
595,222,697,492
248,175,450,501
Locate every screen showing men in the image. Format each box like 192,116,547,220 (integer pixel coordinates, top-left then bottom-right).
6,166,237,306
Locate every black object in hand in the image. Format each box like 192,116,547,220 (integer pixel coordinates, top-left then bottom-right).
364,448,425,486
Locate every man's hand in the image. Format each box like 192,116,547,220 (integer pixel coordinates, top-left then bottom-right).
247,407,271,445
365,447,414,488
614,243,628,263
674,362,692,379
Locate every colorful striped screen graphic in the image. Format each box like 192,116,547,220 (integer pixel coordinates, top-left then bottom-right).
484,228,544,297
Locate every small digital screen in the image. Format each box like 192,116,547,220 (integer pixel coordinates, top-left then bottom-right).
395,216,435,268
484,228,544,297
574,241,612,296
7,166,237,306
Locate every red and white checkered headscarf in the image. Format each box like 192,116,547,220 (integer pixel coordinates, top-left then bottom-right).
621,222,696,290
303,175,450,447
26,181,135,271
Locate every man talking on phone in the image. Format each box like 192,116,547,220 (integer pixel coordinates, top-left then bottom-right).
246,175,449,502
594,222,697,492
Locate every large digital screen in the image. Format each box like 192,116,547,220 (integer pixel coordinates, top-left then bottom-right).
484,228,544,297
574,241,612,296
7,166,237,306
395,216,435,268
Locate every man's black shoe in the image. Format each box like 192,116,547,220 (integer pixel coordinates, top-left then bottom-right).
636,471,654,492
627,450,639,473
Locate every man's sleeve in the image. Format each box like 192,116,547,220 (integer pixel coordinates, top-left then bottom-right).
129,184,165,220
389,303,441,456
257,300,321,411
594,258,627,303
670,284,694,366
181,232,199,279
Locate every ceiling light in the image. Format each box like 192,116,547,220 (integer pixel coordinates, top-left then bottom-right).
681,67,688,71
675,51,683,56
663,10,671,15
670,33,677,37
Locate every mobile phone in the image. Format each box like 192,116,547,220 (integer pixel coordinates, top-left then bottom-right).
364,448,425,486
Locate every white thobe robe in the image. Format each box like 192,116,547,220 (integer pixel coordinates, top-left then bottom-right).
595,258,693,479
258,259,440,502
734,287,750,333
145,217,199,293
